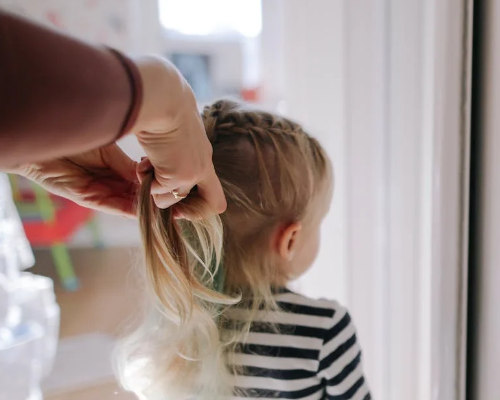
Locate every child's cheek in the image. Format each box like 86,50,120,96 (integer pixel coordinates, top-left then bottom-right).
293,229,321,278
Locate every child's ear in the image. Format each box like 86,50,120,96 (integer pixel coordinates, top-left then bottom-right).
277,222,302,261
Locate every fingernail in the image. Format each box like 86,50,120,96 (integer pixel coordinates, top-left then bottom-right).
138,158,152,172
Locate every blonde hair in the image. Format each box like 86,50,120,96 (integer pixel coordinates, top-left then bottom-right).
115,100,330,400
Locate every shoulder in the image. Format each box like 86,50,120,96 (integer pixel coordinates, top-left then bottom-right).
275,289,359,352
276,290,370,398
275,288,352,331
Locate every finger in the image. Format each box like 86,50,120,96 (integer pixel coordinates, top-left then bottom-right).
137,157,152,171
196,168,227,214
150,178,195,196
136,157,153,184
86,181,138,217
152,192,178,209
137,164,178,195
137,156,192,197
103,196,137,218
152,184,192,209
84,191,137,218
101,145,139,183
150,178,175,195
99,197,137,218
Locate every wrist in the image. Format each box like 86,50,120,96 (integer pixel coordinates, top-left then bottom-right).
130,56,192,135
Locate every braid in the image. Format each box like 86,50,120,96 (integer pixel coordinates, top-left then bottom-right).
201,99,329,216
202,99,305,146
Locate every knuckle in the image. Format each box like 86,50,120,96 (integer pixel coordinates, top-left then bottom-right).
204,140,214,157
153,194,169,209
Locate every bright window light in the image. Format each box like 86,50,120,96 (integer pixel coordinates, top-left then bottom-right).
158,0,262,38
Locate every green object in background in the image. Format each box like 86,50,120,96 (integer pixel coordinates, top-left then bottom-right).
32,180,79,291
31,182,55,222
51,243,79,291
87,218,104,249
8,174,81,291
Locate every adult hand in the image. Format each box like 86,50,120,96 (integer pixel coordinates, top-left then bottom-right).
131,56,226,212
8,56,226,217
8,144,138,217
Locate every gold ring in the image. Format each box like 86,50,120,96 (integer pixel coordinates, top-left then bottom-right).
171,190,187,200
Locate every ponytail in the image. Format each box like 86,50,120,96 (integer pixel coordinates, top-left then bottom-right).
115,172,237,400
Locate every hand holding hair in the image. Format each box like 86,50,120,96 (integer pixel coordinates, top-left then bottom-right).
0,11,226,216
132,56,226,213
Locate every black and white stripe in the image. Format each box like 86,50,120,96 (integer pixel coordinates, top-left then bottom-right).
229,289,371,400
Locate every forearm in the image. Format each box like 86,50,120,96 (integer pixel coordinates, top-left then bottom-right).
0,10,142,168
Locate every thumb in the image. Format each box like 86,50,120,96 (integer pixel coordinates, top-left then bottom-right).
197,167,227,214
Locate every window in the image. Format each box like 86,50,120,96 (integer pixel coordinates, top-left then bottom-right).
158,0,262,38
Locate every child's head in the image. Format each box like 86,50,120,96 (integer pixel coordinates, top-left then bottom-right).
117,99,332,400
202,99,332,289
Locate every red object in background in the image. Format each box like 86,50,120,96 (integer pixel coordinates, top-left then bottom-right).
19,191,93,247
241,87,260,102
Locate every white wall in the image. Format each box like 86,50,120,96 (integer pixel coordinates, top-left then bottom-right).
128,0,163,55
268,0,347,304
259,0,285,111
0,0,137,51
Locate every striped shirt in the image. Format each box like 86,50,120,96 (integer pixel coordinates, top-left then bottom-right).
228,289,371,400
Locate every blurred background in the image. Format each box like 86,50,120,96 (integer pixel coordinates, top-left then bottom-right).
1,1,482,400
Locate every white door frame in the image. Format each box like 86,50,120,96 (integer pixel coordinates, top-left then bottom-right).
344,0,472,399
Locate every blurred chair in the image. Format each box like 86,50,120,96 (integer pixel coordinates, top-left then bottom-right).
8,175,102,291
